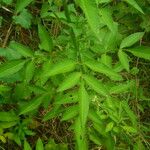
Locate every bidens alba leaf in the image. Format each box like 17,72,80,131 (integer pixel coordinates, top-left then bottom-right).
118,49,129,72
38,24,53,52
57,72,81,92
127,46,150,60
79,83,89,128
124,0,144,14
120,32,144,49
9,41,34,57
45,59,76,77
0,60,26,78
16,0,34,13
19,94,47,115
83,74,108,97
85,60,123,81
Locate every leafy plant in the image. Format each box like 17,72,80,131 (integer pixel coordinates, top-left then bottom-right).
0,0,150,149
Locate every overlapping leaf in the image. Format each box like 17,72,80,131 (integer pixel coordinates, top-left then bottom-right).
45,59,76,77
0,59,26,78
83,74,108,97
85,60,123,81
57,72,81,92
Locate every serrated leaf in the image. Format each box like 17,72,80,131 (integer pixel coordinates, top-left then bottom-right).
127,46,150,60
99,8,115,33
55,92,78,104
16,0,34,13
0,121,17,129
79,0,102,41
89,132,101,145
74,117,88,150
45,59,76,77
85,60,123,81
25,60,35,83
109,80,134,94
122,101,137,126
24,140,32,150
0,59,26,78
19,95,46,115
2,0,12,5
120,32,144,49
122,125,137,133
124,0,144,14
0,112,19,122
38,24,53,52
9,41,34,57
79,82,89,128
43,105,62,121
105,122,114,132
57,72,81,92
61,105,78,121
13,9,32,29
118,50,129,72
88,109,102,124
36,138,44,150
101,53,112,68
83,74,108,97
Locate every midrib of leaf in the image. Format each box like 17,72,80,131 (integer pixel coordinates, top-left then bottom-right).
0,60,25,78
80,0,102,41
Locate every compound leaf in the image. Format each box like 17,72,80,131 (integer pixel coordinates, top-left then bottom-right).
118,49,129,72
85,60,123,81
38,24,53,52
79,82,89,128
9,41,34,57
83,74,108,97
57,72,81,92
45,59,76,77
127,46,150,60
16,0,34,13
120,32,144,49
0,59,26,78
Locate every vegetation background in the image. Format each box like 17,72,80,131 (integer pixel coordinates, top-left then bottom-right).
0,0,150,149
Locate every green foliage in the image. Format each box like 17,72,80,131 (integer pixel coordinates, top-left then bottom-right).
0,0,150,149
13,9,32,29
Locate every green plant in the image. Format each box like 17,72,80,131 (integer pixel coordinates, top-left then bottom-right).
0,0,150,149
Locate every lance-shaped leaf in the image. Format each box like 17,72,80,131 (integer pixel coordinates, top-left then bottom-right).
124,0,144,14
79,0,102,41
109,80,135,94
55,91,78,104
127,46,150,60
83,74,108,97
9,41,34,57
0,121,17,129
57,72,81,92
16,0,34,13
24,60,35,83
61,105,78,121
0,112,19,122
45,59,76,77
43,105,62,121
36,138,44,150
99,8,115,33
24,140,32,150
85,60,123,81
74,117,88,150
120,32,144,49
101,53,112,68
105,122,114,132
38,24,53,52
19,94,46,115
118,49,129,72
0,59,26,78
79,82,89,128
